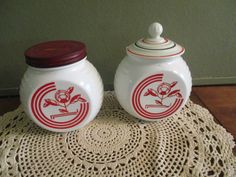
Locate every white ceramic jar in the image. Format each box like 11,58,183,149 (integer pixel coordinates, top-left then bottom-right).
20,40,103,132
114,22,192,121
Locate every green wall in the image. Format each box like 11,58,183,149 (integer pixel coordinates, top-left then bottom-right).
0,0,236,95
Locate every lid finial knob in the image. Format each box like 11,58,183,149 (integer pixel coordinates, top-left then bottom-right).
148,22,163,40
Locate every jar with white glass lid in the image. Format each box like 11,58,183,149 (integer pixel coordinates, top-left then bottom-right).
114,22,192,121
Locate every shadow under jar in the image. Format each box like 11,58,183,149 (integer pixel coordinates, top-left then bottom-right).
20,40,103,132
114,22,192,121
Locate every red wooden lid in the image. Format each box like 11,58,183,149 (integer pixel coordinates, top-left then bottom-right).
25,40,87,68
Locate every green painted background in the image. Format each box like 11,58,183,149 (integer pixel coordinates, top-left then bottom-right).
0,0,236,95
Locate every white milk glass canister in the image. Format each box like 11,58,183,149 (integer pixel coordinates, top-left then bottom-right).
20,40,103,132
114,22,192,121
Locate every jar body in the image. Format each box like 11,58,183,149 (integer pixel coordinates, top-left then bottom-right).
20,58,103,132
114,55,191,121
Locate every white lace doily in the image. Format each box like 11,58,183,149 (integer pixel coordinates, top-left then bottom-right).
0,92,235,177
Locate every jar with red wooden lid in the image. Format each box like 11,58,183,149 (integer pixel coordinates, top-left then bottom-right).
20,40,103,132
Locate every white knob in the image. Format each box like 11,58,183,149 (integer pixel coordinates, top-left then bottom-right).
148,22,163,39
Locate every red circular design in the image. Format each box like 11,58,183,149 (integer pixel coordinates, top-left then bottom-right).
31,82,89,129
127,47,185,59
142,38,169,45
132,74,183,119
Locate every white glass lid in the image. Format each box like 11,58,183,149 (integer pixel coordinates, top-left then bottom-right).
126,22,185,59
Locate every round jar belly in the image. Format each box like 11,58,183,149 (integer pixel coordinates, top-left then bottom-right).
20,40,103,132
114,22,192,121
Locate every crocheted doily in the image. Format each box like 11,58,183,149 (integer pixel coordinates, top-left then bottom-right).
0,92,235,177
